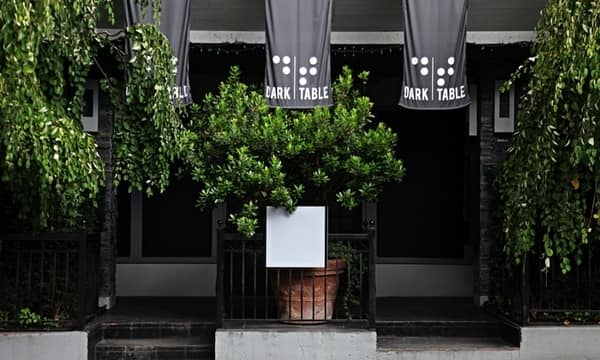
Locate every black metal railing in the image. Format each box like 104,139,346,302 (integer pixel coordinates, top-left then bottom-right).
499,246,600,325
216,226,376,328
0,232,99,330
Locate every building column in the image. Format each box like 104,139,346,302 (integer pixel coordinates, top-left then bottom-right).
476,47,520,305
477,73,495,306
95,91,117,310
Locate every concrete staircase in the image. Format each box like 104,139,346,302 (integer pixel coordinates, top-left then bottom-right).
375,298,520,360
93,321,215,360
375,317,520,360
377,336,519,360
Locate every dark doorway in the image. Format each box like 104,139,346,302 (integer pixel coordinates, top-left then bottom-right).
142,176,212,258
377,108,470,259
116,176,213,260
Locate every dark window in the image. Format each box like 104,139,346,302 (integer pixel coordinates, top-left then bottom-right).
499,90,511,118
328,203,362,234
83,89,94,117
142,177,212,257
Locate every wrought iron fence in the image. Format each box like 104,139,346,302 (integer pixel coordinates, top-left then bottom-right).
216,227,376,328
497,245,600,325
0,232,99,330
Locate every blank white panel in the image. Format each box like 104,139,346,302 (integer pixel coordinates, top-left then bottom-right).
266,206,326,268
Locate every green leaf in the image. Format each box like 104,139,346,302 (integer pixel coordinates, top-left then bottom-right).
23,63,35,74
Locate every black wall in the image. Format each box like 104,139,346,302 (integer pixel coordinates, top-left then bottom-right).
100,0,546,32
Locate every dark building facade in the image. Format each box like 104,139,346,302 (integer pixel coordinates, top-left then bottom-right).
92,0,545,310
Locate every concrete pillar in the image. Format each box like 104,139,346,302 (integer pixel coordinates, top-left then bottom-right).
95,90,117,310
476,45,529,305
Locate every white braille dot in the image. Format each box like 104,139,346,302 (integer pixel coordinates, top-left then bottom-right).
437,68,445,76
411,57,419,65
299,67,307,75
448,57,455,65
420,67,429,76
282,66,291,75
309,67,318,76
309,57,318,65
299,77,307,86
272,56,281,64
283,56,291,64
437,78,445,87
420,57,429,65
447,67,455,76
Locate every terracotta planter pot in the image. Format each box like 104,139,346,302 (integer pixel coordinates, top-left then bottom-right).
271,259,346,324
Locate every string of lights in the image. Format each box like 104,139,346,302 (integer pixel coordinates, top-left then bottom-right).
190,44,404,56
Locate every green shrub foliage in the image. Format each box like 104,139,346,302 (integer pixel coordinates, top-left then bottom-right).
496,0,600,273
186,66,405,238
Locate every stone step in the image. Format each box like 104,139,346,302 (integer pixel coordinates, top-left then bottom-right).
216,327,376,360
101,321,215,340
96,337,213,360
377,336,519,360
376,320,502,338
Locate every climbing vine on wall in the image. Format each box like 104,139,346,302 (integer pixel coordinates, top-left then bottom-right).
0,0,112,230
0,0,189,230
496,0,600,273
99,0,193,196
102,22,192,196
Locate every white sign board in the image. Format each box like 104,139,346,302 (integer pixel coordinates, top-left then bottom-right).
266,206,326,268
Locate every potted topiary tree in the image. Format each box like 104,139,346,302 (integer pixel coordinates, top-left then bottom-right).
184,65,405,322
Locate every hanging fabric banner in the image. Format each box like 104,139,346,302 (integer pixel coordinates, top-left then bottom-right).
399,0,470,110
265,0,333,108
125,0,192,106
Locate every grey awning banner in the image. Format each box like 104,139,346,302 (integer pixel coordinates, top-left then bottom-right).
125,0,192,106
264,0,333,108
399,0,470,110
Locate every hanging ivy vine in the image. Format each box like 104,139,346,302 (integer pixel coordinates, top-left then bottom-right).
496,0,600,273
0,0,112,230
102,21,192,196
0,0,190,230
